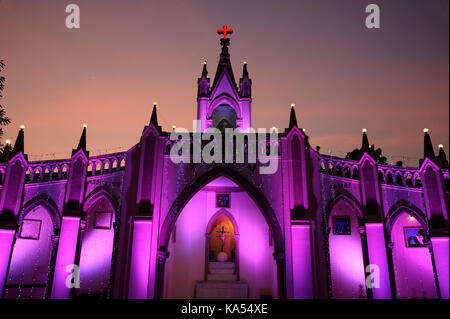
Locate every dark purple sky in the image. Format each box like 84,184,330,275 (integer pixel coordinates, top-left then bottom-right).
0,0,448,166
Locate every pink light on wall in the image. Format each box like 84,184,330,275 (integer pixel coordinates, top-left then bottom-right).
291,223,313,299
128,219,153,299
328,200,366,299
430,237,449,299
391,212,437,299
0,229,15,295
77,198,115,296
365,223,392,299
51,216,80,299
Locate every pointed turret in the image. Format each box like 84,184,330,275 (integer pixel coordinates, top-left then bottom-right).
437,144,448,169
423,128,436,160
361,128,370,153
288,104,298,130
197,61,210,98
150,102,158,127
72,124,88,156
211,37,238,92
239,61,252,98
11,125,25,157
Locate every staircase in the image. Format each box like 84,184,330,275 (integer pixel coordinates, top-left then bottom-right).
195,262,248,298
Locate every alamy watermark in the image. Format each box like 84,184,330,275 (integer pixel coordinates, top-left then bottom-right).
169,121,279,175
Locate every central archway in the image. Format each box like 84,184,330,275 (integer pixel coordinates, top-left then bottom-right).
156,165,286,299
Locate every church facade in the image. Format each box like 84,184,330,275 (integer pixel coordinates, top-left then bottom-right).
0,30,448,299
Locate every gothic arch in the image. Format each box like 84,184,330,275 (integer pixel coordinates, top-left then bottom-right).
206,208,240,235
324,193,364,223
157,165,285,299
207,93,241,118
385,201,428,239
20,194,61,231
83,187,119,214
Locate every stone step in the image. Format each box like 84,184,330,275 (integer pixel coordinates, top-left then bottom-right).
209,262,235,270
207,273,238,281
210,267,235,274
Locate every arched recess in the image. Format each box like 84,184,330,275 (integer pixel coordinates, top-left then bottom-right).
207,93,242,119
204,209,240,279
385,204,438,299
325,195,367,299
75,188,118,298
5,196,60,299
157,165,285,299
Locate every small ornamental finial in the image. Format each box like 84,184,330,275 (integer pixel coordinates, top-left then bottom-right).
217,24,233,39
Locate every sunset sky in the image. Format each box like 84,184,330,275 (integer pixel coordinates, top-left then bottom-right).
0,0,448,166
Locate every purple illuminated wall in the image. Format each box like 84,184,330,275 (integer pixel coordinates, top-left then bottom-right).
391,213,437,299
328,200,366,299
5,206,55,298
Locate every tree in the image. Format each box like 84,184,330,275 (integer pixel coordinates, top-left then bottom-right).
0,59,12,161
345,144,387,165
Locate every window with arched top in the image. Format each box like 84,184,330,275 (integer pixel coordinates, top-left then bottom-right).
395,173,404,186
212,104,237,131
33,168,41,182
87,164,93,177
103,161,110,173
61,166,68,179
95,162,102,175
415,175,422,187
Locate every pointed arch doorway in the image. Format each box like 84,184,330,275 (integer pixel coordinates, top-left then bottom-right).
205,209,239,281
158,167,285,299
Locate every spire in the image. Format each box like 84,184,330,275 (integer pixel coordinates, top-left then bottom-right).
361,128,370,152
211,30,238,92
239,61,252,98
197,61,210,97
11,125,25,157
288,104,298,129
438,144,448,169
423,128,436,160
72,124,88,156
242,61,249,78
150,102,158,127
201,60,208,77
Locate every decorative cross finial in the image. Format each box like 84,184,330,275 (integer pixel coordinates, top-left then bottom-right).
217,24,233,39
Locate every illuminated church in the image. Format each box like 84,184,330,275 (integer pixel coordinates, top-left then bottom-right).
0,26,448,299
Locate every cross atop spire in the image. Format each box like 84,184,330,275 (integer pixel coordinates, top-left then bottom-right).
217,24,233,39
